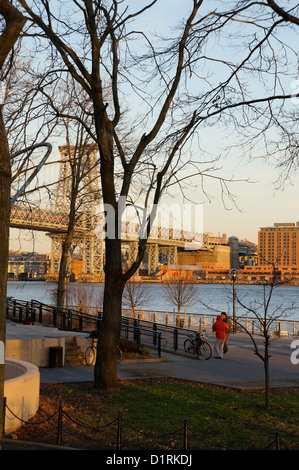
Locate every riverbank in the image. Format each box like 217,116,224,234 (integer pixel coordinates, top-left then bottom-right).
7,280,299,323
8,277,299,286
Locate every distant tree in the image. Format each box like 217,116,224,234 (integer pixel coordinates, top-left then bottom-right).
162,270,198,326
122,277,151,315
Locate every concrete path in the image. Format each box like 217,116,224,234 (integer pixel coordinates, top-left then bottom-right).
40,336,299,390
6,320,298,390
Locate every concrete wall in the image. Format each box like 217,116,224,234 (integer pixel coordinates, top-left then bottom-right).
4,359,40,435
6,337,65,367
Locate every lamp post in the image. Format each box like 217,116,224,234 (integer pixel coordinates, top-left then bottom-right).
230,269,237,333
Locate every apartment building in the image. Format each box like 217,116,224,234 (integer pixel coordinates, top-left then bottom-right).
258,222,299,266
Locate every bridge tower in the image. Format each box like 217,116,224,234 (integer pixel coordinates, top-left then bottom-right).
47,144,104,281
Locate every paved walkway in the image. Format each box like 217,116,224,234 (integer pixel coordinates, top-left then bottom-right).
6,320,299,390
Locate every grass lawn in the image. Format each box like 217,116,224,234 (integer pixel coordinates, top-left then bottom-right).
13,379,299,450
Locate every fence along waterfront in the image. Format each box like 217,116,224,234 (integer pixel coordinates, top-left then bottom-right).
6,298,299,353
56,301,299,337
6,298,194,357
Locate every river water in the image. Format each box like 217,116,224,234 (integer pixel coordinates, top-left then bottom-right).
7,280,299,322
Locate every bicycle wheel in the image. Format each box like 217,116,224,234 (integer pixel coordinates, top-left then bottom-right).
117,346,122,364
184,339,194,354
85,346,96,365
199,341,212,360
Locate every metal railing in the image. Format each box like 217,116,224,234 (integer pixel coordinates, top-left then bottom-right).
6,297,199,357
6,297,299,359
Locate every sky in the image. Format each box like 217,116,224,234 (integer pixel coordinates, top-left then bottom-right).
8,0,299,252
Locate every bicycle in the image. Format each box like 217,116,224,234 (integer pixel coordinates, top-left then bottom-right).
85,334,122,366
184,331,212,360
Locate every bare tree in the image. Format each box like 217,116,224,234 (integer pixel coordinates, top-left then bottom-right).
162,270,198,326
5,64,101,306
0,0,26,441
15,0,299,391
202,1,299,187
17,0,224,391
234,264,294,409
36,74,102,308
122,277,151,314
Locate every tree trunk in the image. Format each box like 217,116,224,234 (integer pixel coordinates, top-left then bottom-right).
56,193,77,308
0,110,12,439
264,337,270,409
56,233,73,308
264,359,270,410
94,238,125,390
92,96,126,390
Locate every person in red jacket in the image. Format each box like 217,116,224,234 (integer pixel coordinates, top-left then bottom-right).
212,315,229,358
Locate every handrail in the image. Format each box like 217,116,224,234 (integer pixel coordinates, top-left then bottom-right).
6,297,195,356
6,297,299,352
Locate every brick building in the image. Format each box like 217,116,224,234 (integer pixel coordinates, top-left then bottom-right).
254,222,299,281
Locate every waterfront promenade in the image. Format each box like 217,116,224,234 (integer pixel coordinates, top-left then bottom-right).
6,320,299,390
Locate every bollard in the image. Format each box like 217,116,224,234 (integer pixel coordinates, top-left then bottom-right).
53,307,57,327
67,309,72,329
31,308,36,325
62,311,66,330
38,302,43,323
124,318,129,339
18,306,23,323
136,328,141,345
158,333,161,358
116,410,122,450
183,418,188,450
57,401,63,446
153,323,157,345
2,397,6,437
275,432,280,450
133,319,138,341
173,328,178,351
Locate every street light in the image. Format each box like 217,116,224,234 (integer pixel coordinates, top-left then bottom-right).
230,269,237,333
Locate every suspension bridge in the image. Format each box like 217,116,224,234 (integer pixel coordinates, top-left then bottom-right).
10,144,201,281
